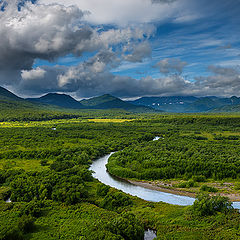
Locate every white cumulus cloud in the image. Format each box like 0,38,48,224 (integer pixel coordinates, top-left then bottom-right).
21,67,46,80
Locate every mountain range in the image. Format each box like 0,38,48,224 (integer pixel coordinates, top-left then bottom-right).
1,86,240,113
28,93,155,112
128,96,240,113
0,86,155,113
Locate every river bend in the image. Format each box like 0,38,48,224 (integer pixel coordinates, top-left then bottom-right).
90,151,240,209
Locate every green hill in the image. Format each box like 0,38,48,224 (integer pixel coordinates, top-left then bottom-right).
80,94,156,112
0,87,83,121
27,93,85,109
211,104,240,112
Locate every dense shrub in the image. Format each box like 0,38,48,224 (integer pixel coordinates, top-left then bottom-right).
17,215,35,233
1,229,24,240
100,191,133,211
19,200,46,217
108,134,240,181
96,183,110,197
107,213,144,240
40,159,48,166
176,180,198,188
200,184,218,193
192,175,206,182
192,193,233,216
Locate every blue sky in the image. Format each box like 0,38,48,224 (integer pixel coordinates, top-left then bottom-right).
0,0,240,98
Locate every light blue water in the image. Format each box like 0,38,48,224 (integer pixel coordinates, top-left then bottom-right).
90,152,240,209
144,229,157,240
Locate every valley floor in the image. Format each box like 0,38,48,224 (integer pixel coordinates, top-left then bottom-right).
1,114,240,239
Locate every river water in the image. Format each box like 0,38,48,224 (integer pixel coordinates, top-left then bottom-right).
90,153,195,205
90,152,240,209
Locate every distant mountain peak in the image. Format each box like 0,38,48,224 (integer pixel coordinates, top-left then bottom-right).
40,93,74,98
27,92,84,109
80,94,118,107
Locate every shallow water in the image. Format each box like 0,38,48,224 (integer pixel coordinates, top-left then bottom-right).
144,229,157,240
5,198,11,203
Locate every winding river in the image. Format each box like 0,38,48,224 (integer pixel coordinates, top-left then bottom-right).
90,139,240,209
90,152,196,206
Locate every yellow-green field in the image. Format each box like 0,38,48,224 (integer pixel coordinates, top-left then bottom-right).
87,118,133,123
0,119,83,128
0,118,134,128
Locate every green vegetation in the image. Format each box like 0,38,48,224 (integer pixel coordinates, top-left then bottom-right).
107,133,240,180
192,193,233,216
176,180,198,188
200,184,218,193
0,113,240,239
107,116,240,181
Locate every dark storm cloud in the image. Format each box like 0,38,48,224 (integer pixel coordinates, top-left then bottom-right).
0,0,153,90
19,50,190,97
0,1,92,70
19,56,240,98
19,66,66,94
29,70,190,98
1,0,240,98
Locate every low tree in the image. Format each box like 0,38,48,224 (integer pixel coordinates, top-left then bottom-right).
192,193,233,216
18,215,35,233
96,183,110,197
107,212,144,240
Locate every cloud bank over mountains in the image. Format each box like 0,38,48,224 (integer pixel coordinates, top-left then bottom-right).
0,0,240,98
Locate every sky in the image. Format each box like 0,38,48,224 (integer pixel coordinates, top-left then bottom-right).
0,0,240,99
